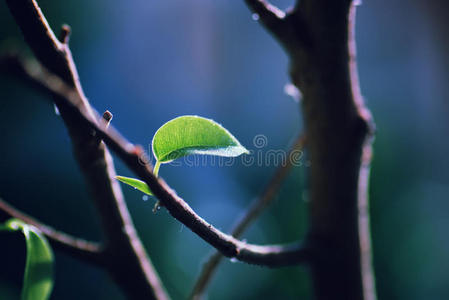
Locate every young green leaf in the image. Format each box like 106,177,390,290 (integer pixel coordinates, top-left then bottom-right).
116,176,153,195
3,219,54,300
152,115,249,163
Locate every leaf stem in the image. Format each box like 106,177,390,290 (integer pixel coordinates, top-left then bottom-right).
153,161,161,177
153,161,162,212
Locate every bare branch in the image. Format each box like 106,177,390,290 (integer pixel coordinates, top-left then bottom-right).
5,0,74,85
229,135,306,238
250,0,375,298
1,55,311,268
3,0,376,299
190,135,306,299
0,198,103,266
4,1,168,298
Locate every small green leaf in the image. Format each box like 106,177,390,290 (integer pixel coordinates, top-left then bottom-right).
0,224,11,231
152,115,249,163
3,219,54,300
116,176,153,195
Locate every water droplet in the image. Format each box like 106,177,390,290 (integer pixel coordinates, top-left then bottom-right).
252,13,260,21
54,104,60,116
230,257,238,263
284,83,302,102
353,0,362,6
152,201,161,213
142,195,149,201
134,187,137,190
179,224,185,233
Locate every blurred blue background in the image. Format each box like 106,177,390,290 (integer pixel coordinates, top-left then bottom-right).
1,0,448,299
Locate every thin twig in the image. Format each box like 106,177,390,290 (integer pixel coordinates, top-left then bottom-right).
229,135,306,238
0,55,311,268
190,135,306,299
0,198,103,265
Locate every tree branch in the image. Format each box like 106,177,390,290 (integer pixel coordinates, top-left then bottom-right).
243,0,377,298
228,136,306,239
4,1,168,299
0,54,312,268
5,0,74,84
190,135,306,299
0,198,102,265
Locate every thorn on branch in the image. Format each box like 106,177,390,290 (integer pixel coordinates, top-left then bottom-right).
58,24,71,44
102,110,113,128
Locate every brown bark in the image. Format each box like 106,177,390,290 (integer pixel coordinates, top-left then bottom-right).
246,0,376,299
291,3,375,299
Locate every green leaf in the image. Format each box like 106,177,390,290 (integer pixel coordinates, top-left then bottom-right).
0,224,11,231
3,219,54,300
152,115,249,163
116,176,153,195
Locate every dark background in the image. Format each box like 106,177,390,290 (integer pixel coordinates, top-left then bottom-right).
1,0,448,299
